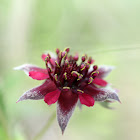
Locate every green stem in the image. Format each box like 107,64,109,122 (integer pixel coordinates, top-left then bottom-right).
33,111,56,140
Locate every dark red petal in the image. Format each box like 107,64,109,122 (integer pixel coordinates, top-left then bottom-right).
97,65,115,78
44,89,61,105
29,71,49,80
93,78,108,87
14,64,48,80
83,84,120,102
16,79,56,103
57,91,78,134
79,93,95,107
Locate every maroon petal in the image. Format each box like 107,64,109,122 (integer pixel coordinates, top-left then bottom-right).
29,71,49,80
57,90,78,134
83,85,120,102
79,93,95,107
44,89,61,105
16,79,56,103
93,78,108,87
97,65,115,78
14,64,48,80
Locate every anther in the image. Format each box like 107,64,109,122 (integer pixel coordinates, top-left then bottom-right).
63,87,70,91
73,54,79,61
65,48,70,53
93,65,98,71
61,51,67,58
45,56,50,62
88,77,93,84
77,74,83,81
86,63,90,69
71,71,80,77
80,64,86,71
56,48,60,54
92,72,99,78
63,72,67,80
77,89,84,94
88,57,94,64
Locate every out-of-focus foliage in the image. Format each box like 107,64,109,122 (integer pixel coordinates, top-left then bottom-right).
0,0,140,140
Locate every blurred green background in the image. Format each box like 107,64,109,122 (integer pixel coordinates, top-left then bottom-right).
0,0,140,140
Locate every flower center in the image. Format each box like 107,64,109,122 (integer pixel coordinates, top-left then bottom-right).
45,48,99,93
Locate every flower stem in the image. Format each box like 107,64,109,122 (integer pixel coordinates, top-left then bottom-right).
33,111,56,140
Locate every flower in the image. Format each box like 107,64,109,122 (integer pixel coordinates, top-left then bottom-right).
15,48,120,134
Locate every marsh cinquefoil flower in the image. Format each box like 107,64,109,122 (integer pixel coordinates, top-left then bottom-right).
15,48,120,134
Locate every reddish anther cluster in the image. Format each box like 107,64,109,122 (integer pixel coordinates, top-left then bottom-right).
15,48,120,134
45,48,98,96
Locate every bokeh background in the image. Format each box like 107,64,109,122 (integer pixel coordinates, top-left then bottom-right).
0,0,140,140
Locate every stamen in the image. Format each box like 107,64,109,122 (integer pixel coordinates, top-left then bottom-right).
64,60,69,66
59,51,62,59
47,53,51,59
47,66,52,73
91,71,96,76
64,48,70,53
73,54,79,61
88,57,94,64
92,71,99,78
81,55,87,62
71,71,80,77
80,64,86,71
63,87,70,89
77,89,84,94
56,48,60,54
77,74,83,81
93,65,98,71
63,87,70,91
45,56,50,63
88,77,93,84
86,63,90,69
55,61,60,68
63,72,67,80
54,74,58,81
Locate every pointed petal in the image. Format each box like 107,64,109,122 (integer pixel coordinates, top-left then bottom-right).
29,71,49,80
16,79,56,103
57,91,78,134
14,64,48,80
93,78,108,87
97,65,115,78
83,85,120,102
79,93,95,107
44,89,61,105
